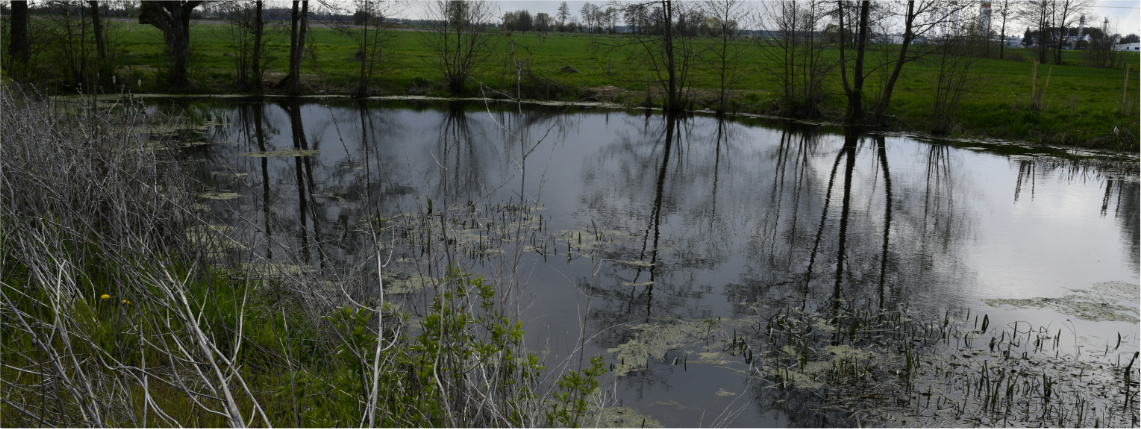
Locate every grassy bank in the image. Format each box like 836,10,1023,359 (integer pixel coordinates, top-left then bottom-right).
0,86,611,427
14,19,1140,150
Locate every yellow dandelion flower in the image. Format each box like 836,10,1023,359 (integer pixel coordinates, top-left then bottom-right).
100,294,110,300
122,300,130,304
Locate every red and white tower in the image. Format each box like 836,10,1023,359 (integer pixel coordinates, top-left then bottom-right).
980,2,992,35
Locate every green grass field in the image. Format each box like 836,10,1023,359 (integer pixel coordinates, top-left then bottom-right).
50,20,1141,148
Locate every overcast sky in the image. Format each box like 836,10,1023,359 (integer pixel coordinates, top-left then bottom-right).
395,0,1140,35
1088,0,1140,35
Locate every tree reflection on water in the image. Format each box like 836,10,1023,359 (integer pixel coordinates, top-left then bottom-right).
191,100,1139,427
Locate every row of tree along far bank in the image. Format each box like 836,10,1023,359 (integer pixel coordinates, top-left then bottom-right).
2,0,1138,149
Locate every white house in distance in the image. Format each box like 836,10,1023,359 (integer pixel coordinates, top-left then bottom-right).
1114,42,1141,52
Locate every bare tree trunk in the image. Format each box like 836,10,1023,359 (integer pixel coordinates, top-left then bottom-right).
288,0,309,94
139,1,202,89
172,8,191,87
356,7,370,98
299,1,309,77
290,0,299,83
998,0,1009,59
9,0,29,75
253,0,263,91
662,0,679,112
872,0,916,122
702,0,744,116
88,1,107,73
838,0,870,123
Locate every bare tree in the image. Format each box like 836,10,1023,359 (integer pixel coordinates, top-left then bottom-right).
1048,0,1089,64
603,4,619,33
87,1,108,83
286,0,310,93
580,3,598,33
620,0,698,112
422,0,498,93
557,1,570,31
1018,0,1086,65
219,1,266,91
700,0,747,115
994,0,1013,59
624,3,652,35
837,0,872,123
755,0,834,116
868,0,971,123
138,0,203,89
325,0,397,98
42,1,95,88
1020,0,1051,63
932,14,984,134
1084,17,1124,68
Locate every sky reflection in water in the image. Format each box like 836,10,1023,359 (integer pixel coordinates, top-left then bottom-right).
189,99,1139,427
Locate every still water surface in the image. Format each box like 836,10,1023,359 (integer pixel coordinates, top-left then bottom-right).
184,99,1138,427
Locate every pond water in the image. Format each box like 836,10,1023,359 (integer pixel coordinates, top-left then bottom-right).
179,98,1138,427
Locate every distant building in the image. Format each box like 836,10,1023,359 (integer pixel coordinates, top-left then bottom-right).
999,36,1021,47
874,33,907,44
1114,42,1140,51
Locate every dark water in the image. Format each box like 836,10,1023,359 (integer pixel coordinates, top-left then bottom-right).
183,99,1139,427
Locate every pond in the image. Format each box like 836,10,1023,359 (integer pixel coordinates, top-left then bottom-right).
178,98,1138,427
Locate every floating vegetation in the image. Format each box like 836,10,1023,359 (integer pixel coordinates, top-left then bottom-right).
608,318,723,376
983,281,1140,323
595,405,663,428
386,274,438,294
620,281,654,287
557,228,632,261
239,149,320,157
198,191,241,200
728,305,1141,427
210,171,248,179
611,259,655,268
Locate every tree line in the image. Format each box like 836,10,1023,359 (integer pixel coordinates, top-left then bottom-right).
2,0,1135,128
